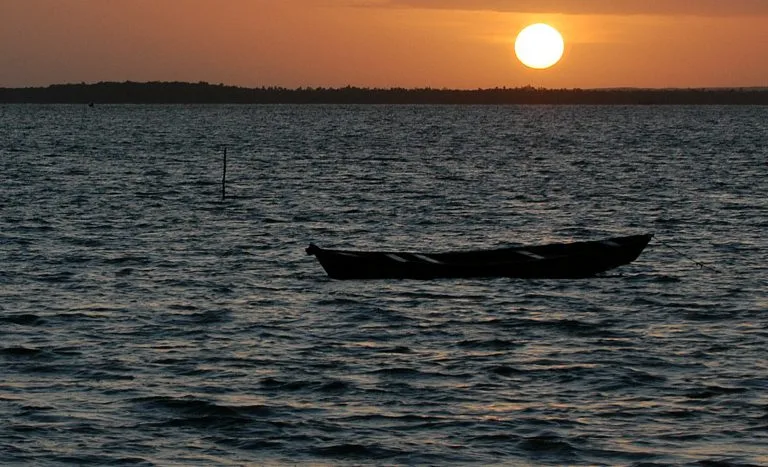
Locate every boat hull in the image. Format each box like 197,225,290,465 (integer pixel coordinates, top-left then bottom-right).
306,234,653,280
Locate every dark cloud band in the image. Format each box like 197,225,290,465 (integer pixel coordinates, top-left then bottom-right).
373,0,768,16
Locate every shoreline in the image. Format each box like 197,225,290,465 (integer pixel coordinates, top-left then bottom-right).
1,81,767,105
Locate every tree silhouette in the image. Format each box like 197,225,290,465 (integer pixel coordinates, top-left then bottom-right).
0,81,766,105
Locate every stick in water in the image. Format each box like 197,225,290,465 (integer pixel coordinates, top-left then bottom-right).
221,147,227,200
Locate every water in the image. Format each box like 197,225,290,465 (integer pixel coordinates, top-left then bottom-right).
1,104,766,465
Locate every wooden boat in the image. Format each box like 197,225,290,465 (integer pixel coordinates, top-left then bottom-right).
306,233,652,280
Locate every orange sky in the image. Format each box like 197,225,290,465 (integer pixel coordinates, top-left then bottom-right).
1,0,767,89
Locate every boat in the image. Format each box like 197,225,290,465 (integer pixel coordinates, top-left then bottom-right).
306,233,653,280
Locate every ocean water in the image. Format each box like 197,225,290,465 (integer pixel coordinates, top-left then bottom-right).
1,104,766,466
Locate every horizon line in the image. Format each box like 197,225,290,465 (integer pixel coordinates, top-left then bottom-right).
2,81,768,92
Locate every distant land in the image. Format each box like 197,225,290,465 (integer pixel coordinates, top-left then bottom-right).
1,81,767,105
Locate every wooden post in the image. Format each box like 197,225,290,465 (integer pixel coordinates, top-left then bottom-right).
221,147,227,200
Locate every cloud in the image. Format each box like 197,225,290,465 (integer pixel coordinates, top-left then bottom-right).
374,0,768,16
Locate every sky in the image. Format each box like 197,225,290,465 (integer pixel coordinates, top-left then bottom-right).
1,0,767,89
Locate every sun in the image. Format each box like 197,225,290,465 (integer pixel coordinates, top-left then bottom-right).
514,23,564,69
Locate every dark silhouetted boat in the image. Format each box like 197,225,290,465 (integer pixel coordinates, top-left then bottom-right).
306,233,652,280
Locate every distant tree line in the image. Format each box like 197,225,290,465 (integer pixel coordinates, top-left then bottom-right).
0,81,767,105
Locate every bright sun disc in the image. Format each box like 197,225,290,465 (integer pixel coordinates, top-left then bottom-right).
515,23,564,69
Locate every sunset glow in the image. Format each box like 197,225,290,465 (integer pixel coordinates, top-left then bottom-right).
0,0,767,89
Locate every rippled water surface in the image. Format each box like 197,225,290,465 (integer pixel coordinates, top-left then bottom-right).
1,104,767,465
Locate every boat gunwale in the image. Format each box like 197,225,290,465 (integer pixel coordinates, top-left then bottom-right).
307,233,653,260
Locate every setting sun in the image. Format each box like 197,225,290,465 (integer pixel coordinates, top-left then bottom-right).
515,23,565,70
